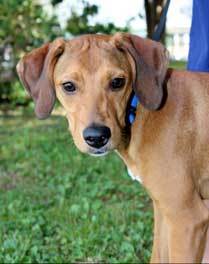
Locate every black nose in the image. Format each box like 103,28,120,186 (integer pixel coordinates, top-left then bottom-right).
83,125,111,149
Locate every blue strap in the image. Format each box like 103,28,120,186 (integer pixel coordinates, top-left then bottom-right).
152,0,171,42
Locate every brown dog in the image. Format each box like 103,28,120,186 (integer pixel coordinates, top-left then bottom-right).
17,33,209,263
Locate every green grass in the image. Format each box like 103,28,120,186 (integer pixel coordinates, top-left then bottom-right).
0,115,152,263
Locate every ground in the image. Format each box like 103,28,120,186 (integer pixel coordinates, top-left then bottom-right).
0,116,152,263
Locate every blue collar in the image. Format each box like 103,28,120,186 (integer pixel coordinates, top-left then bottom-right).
126,91,139,126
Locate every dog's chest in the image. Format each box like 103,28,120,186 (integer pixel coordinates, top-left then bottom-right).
127,167,142,183
115,150,143,183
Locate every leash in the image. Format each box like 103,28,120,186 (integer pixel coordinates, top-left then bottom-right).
126,0,171,125
152,0,171,42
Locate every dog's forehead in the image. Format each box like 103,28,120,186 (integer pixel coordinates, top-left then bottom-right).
55,35,129,75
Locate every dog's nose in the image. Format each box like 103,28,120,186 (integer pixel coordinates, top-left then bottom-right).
83,125,111,149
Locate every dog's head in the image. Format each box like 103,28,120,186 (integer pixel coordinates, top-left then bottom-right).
17,33,169,156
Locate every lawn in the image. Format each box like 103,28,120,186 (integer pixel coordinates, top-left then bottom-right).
0,116,152,263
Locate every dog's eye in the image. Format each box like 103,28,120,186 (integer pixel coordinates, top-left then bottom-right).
62,82,76,93
110,77,125,91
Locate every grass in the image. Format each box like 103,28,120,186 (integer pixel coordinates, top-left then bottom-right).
0,116,152,263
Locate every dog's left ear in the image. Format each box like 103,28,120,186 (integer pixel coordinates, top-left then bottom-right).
113,33,169,110
16,38,65,119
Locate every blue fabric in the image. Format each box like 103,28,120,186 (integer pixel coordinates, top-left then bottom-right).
187,0,209,72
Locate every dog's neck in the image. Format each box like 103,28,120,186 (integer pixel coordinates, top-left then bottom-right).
117,69,173,176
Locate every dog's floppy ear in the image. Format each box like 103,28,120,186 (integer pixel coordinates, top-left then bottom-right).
113,33,169,110
16,38,65,119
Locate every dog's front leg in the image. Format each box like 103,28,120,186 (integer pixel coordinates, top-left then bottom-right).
166,194,209,263
150,202,169,263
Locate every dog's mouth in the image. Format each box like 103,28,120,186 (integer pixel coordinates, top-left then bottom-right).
88,146,111,157
89,150,109,157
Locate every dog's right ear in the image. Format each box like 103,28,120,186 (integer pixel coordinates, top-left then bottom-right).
16,38,65,119
113,33,169,110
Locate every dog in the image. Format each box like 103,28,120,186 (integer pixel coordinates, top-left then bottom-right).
16,33,209,263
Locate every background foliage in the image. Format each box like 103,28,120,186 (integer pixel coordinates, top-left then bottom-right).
0,0,61,110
